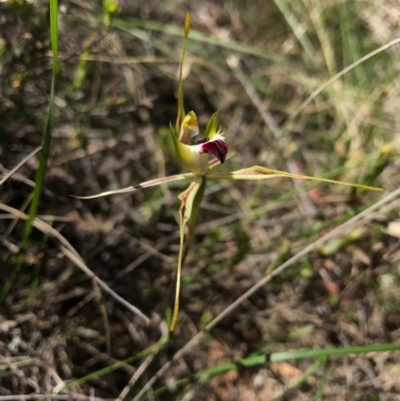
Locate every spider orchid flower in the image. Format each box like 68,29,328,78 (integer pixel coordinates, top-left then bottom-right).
73,14,383,332
170,110,228,176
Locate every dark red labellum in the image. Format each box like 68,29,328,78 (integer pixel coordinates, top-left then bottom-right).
200,139,228,163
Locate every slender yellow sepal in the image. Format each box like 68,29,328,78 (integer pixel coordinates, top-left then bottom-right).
207,166,383,192
71,173,193,199
170,176,203,331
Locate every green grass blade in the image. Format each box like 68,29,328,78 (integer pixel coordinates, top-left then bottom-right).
27,228,50,302
59,335,169,393
111,17,281,63
272,0,315,62
339,1,365,83
269,342,400,362
1,0,58,300
148,343,400,399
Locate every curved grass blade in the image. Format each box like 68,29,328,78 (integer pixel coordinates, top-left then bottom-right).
71,173,193,200
207,165,383,192
0,0,58,301
171,176,203,331
284,36,400,129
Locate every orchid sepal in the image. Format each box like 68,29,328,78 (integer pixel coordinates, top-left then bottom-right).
207,165,383,192
71,172,193,200
171,176,203,331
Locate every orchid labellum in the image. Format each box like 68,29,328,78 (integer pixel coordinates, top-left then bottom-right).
74,14,382,331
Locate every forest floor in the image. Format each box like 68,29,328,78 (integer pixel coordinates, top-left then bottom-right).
1,1,400,400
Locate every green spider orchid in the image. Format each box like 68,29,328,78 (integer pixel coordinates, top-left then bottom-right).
74,14,382,331
170,14,228,176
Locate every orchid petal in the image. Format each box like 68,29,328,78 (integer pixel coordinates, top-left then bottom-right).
205,111,220,140
207,165,383,192
179,111,199,144
170,176,203,331
71,173,193,200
